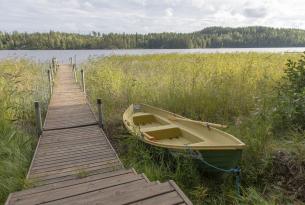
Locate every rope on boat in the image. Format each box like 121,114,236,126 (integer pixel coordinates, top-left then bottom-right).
171,145,241,195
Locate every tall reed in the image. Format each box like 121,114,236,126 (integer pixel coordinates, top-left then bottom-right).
0,59,49,203
82,53,304,204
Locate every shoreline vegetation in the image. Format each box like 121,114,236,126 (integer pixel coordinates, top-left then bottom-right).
81,53,305,204
0,59,49,204
1,52,305,204
2,26,305,50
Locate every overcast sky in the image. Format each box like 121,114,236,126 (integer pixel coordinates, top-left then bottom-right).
0,0,305,34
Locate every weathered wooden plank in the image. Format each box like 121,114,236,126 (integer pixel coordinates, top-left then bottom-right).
29,161,122,183
41,131,104,141
32,164,123,186
33,150,114,165
30,159,120,178
10,173,144,205
35,141,110,155
35,147,112,160
42,125,102,135
34,147,113,161
40,138,105,147
10,169,133,199
43,179,151,205
38,138,106,148
31,155,117,173
33,148,113,162
40,132,103,143
94,182,174,205
38,139,105,149
33,152,115,167
131,191,183,205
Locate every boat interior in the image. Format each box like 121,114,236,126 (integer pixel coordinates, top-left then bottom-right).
129,108,245,149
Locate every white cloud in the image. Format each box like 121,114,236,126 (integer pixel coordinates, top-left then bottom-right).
191,0,206,8
165,8,173,17
0,0,305,33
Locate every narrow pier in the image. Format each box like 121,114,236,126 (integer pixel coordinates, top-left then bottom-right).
5,64,192,205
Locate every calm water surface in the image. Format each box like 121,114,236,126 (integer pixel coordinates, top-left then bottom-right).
0,48,304,63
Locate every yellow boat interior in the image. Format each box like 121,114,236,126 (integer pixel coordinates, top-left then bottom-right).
123,104,246,150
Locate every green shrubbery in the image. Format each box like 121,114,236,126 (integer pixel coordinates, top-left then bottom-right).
273,54,305,132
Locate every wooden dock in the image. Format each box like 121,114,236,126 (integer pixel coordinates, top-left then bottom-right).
5,64,192,205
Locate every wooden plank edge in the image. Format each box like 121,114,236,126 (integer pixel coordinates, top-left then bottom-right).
4,193,12,205
84,93,125,168
43,122,98,131
168,180,193,205
26,133,42,179
141,173,151,183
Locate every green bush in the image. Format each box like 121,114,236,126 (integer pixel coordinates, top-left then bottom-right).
273,53,305,132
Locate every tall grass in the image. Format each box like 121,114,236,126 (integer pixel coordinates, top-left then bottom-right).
0,59,49,203
84,53,298,121
82,53,305,204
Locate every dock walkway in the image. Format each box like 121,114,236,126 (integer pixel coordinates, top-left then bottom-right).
5,64,192,205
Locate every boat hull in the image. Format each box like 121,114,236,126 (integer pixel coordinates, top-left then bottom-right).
142,142,243,172
198,149,242,171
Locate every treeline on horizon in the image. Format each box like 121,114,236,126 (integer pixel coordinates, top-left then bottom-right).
1,26,305,49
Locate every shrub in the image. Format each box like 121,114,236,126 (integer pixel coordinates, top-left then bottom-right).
273,53,305,132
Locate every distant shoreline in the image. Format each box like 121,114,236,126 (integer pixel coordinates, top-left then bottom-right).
1,47,305,51
2,27,305,50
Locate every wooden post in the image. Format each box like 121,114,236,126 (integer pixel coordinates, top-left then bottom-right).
73,64,77,82
74,55,76,65
34,101,42,136
97,99,104,128
47,69,53,95
81,69,85,92
54,58,57,73
69,57,73,65
49,65,54,81
52,57,56,71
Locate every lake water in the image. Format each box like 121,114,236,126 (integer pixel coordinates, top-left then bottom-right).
0,47,304,63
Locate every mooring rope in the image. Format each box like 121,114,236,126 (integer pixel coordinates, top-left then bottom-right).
170,145,241,195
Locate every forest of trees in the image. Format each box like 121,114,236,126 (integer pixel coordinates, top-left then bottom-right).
1,26,305,49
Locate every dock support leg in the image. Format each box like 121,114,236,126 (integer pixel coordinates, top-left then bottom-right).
34,101,43,136
81,69,85,92
97,99,104,128
47,69,53,95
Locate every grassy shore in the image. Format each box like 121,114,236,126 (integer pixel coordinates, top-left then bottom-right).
82,53,305,204
0,59,49,203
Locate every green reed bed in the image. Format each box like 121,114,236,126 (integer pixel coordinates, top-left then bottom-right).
0,59,49,203
82,53,305,204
